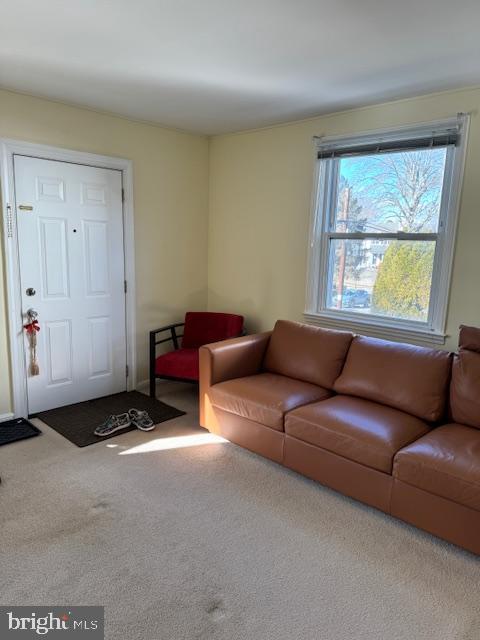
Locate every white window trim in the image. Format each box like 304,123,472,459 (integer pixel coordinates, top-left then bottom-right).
304,115,470,346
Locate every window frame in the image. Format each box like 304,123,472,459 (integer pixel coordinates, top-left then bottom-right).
305,115,470,345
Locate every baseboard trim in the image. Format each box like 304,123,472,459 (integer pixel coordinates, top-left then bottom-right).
0,412,15,423
136,378,192,393
136,379,149,391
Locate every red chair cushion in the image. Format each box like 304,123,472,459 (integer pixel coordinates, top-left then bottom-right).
181,312,244,349
155,349,199,381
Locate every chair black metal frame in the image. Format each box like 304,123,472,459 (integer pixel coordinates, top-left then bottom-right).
149,322,199,397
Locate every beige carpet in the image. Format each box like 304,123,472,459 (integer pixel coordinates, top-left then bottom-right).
0,383,478,640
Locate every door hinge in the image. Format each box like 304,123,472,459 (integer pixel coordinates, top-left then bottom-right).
6,204,13,238
124,280,127,293
121,188,125,203
126,364,129,378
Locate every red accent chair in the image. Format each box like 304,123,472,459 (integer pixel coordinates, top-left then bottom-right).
150,312,244,396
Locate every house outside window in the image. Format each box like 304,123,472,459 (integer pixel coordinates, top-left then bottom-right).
305,116,469,345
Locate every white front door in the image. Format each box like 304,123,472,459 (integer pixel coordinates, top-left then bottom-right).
14,155,127,414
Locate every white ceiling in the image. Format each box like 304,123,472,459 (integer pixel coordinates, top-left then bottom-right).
1,0,480,135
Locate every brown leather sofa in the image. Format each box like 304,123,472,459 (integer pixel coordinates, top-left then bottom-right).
199,320,480,555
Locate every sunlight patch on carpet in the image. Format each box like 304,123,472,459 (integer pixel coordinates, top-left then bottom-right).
118,433,228,455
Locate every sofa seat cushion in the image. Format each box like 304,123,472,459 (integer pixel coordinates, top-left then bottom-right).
155,348,199,380
209,373,331,431
333,336,451,421
285,396,430,473
393,424,480,511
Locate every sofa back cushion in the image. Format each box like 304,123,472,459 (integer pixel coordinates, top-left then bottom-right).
263,320,353,389
458,324,480,353
333,336,452,421
450,325,480,429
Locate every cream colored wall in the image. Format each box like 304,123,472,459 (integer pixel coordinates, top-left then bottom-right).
0,89,209,415
208,86,480,350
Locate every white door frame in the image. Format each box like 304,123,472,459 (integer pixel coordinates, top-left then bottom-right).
0,138,137,418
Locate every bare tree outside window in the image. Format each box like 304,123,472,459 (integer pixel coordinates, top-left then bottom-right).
328,147,446,321
366,150,445,233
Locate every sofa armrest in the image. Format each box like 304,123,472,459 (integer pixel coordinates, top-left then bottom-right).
199,332,271,430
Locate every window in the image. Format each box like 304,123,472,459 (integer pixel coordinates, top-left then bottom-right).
305,116,469,344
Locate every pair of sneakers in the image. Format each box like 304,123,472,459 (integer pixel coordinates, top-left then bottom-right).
94,408,155,437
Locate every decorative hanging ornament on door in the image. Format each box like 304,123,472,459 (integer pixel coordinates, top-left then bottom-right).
24,309,40,376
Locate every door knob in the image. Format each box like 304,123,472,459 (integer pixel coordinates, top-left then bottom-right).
26,308,38,321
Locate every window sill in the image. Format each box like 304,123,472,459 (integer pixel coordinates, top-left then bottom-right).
303,311,447,347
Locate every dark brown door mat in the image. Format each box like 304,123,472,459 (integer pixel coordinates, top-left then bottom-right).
0,418,41,447
34,391,185,447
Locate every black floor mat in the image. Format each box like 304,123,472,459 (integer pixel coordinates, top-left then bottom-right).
0,417,41,447
35,391,186,447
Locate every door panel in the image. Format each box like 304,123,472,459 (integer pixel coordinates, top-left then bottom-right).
81,182,107,206
83,220,109,296
45,320,73,385
88,316,112,378
36,176,65,202
14,155,127,414
39,217,70,298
